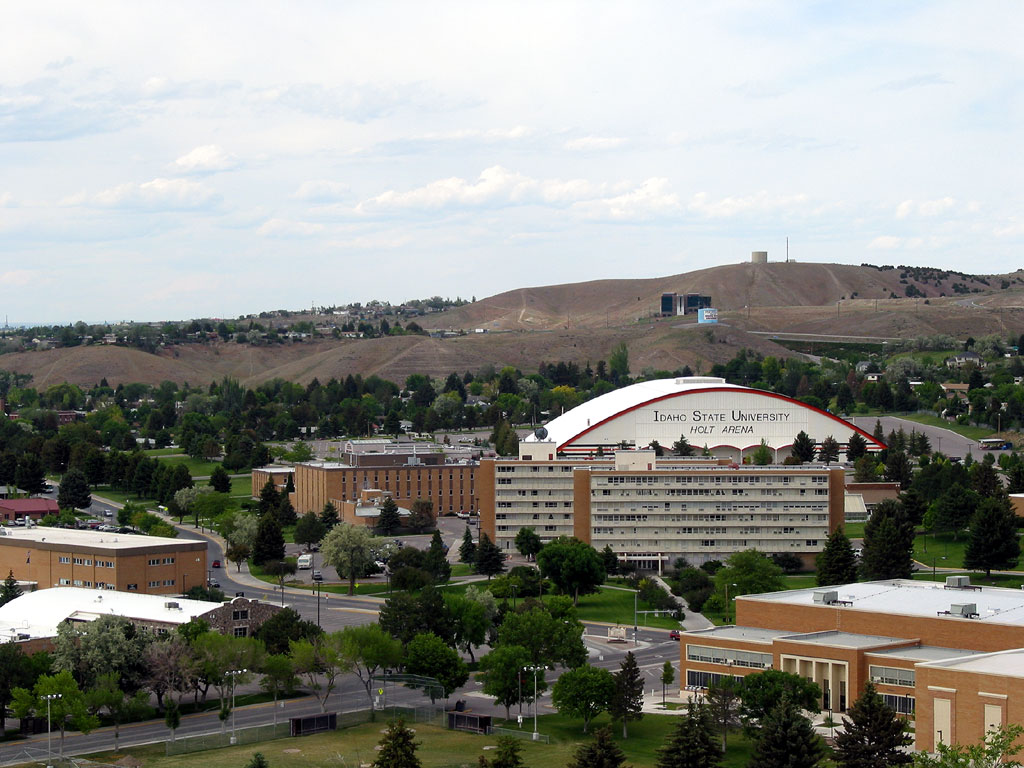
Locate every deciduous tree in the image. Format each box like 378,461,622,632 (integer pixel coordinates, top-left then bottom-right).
514,527,542,560
476,645,534,720
321,523,376,595
536,536,605,604
338,623,403,710
404,632,468,701
552,663,616,733
290,632,349,712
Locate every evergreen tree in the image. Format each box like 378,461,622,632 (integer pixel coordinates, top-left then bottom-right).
933,483,979,540
791,431,817,463
474,532,505,579
0,570,22,607
655,699,721,768
566,725,630,768
971,461,1001,498
285,473,295,494
853,455,879,482
872,419,885,444
514,527,542,560
833,682,911,768
14,454,46,495
208,465,231,494
859,500,914,580
320,501,339,529
750,697,825,768
258,479,280,516
459,525,476,564
964,496,1021,577
479,735,525,768
899,487,928,526
276,496,297,527
672,435,694,457
294,511,326,552
373,718,421,768
377,496,402,536
884,451,913,489
252,513,286,566
815,528,858,586
601,545,620,576
817,436,840,465
610,651,644,738
424,530,451,583
57,468,91,510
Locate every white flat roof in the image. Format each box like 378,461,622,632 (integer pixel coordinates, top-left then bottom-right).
684,626,791,643
0,587,223,640
867,645,979,662
741,579,1024,627
0,526,194,551
919,648,1024,678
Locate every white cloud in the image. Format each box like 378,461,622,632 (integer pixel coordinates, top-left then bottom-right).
68,178,219,210
868,236,935,250
572,178,680,221
172,145,238,174
257,218,326,238
356,166,618,213
564,135,626,151
293,180,350,202
896,197,956,219
688,191,809,219
0,270,36,287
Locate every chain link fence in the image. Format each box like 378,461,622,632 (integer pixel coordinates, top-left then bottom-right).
165,720,291,755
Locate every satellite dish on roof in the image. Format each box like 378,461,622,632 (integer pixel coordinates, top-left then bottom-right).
534,427,548,440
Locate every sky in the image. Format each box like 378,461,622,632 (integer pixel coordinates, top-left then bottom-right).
1,2,1022,325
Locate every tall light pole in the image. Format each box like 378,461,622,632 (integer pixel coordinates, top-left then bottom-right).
725,582,738,624
634,589,638,646
313,583,322,629
44,692,62,765
226,669,247,742
523,665,546,740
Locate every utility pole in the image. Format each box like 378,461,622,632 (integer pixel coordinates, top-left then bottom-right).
45,692,62,766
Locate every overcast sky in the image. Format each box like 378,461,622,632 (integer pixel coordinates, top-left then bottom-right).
2,2,1022,325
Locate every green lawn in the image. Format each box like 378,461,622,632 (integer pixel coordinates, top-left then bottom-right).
912,570,1024,589
913,531,969,570
83,712,758,768
841,522,865,539
230,475,254,498
152,455,226,478
143,447,188,457
897,413,994,441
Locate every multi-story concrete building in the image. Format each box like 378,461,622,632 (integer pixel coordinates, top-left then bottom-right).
681,578,1024,752
0,527,207,595
478,446,845,571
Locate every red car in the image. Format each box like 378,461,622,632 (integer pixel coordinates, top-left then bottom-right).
669,630,681,641
212,560,221,568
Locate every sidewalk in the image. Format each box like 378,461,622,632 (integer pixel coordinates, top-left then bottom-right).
648,572,714,631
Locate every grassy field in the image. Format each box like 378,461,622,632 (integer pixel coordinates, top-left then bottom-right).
142,447,188,457
898,413,993,441
913,531,969,570
83,712,759,768
912,570,1024,589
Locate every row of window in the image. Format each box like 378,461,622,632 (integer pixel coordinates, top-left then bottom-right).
882,694,915,715
147,579,176,587
147,557,176,566
58,578,114,589
869,665,915,687
686,670,740,689
686,645,773,668
599,474,825,486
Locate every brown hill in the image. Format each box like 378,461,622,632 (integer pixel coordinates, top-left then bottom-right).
3,262,1022,388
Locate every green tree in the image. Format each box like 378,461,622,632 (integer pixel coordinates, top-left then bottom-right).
655,698,722,768
11,669,99,757
253,607,322,655
818,435,840,465
713,549,785,619
294,511,326,552
377,496,402,536
338,623,404,710
497,599,587,669
791,431,817,463
750,440,773,465
673,434,694,457
609,342,630,383
290,633,349,712
854,455,879,482
0,570,22,607
259,654,298,723
57,468,91,510
404,632,468,701
815,528,858,586
424,530,451,583
834,682,911,768
258,478,280,516
208,464,231,494
373,718,421,768
320,501,339,529
660,660,675,706
847,432,869,462
0,643,37,732
536,536,605,604
552,663,616,733
480,735,526,768
246,753,269,768
85,672,150,753
860,500,914,580
276,495,297,527
514,527,543,560
321,523,376,595
52,614,150,694
912,724,1024,768
444,593,489,662
474,532,506,579
705,676,742,752
408,498,434,533
566,725,630,768
750,697,825,768
378,587,455,646
15,454,46,495
610,651,644,738
164,698,181,740
459,525,477,564
476,645,534,719
252,512,286,566
738,670,820,736
262,559,298,597
964,496,1021,577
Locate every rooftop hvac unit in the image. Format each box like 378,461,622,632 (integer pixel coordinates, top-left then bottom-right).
950,603,977,617
946,575,971,588
164,601,180,610
813,590,838,605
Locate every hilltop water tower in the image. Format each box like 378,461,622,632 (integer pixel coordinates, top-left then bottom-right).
751,251,768,264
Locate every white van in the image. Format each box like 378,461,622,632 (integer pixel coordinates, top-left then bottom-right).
297,554,313,570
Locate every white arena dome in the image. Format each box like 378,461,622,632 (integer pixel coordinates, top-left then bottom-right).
525,376,884,461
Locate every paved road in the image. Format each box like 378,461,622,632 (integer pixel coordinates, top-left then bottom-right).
849,415,980,459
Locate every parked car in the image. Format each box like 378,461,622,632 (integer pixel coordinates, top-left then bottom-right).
211,560,221,568
312,570,323,582
207,579,220,588
456,510,469,519
669,630,681,641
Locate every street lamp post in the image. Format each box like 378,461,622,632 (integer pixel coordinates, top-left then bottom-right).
313,583,322,628
633,590,638,646
724,582,738,624
523,665,546,740
226,669,247,743
44,692,62,765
